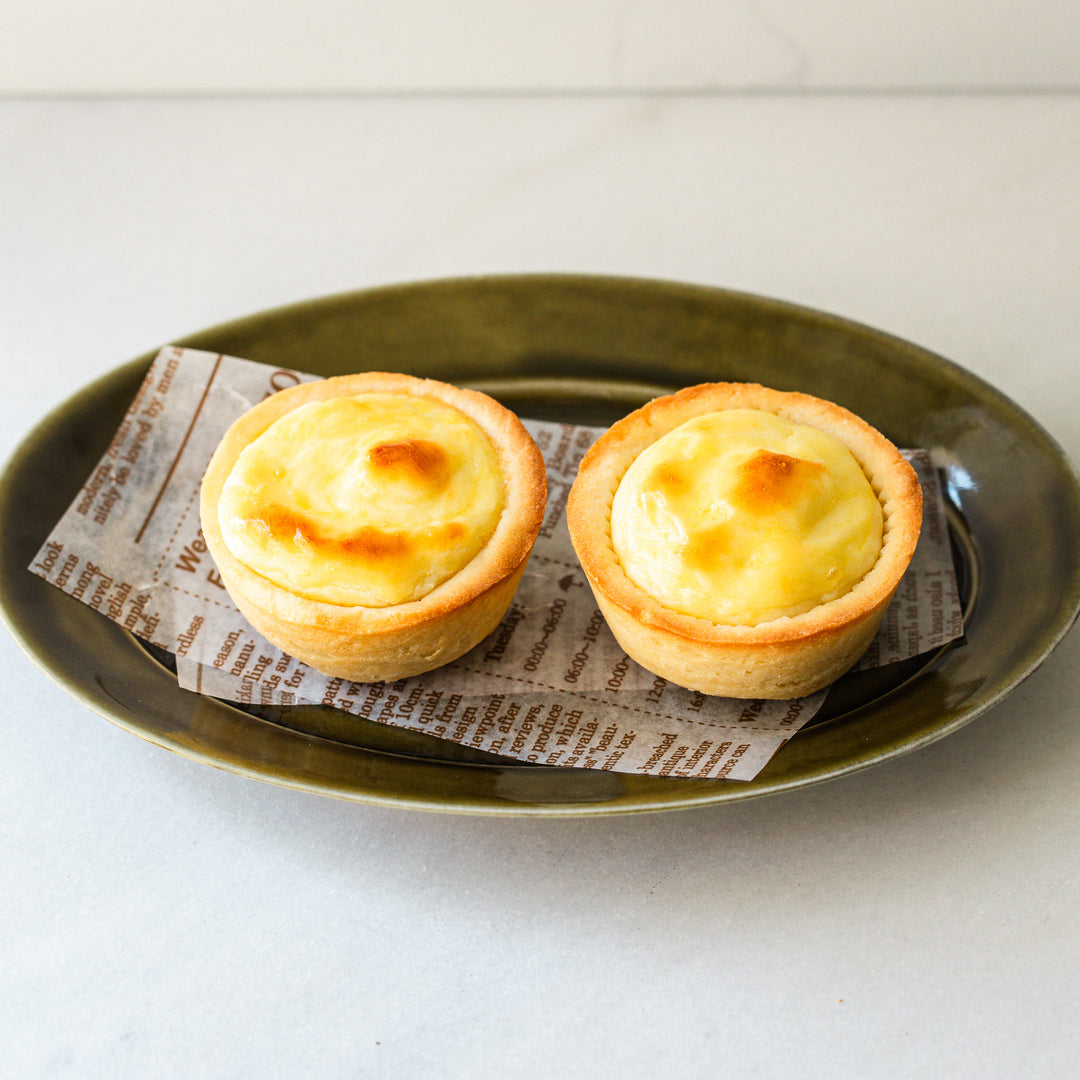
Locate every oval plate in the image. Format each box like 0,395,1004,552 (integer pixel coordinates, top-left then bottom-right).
3,274,1079,815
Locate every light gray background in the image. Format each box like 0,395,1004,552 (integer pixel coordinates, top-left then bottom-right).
3,1,1079,92
3,7,1079,1076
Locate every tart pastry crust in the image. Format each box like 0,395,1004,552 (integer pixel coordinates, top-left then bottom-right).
567,382,923,699
201,372,547,682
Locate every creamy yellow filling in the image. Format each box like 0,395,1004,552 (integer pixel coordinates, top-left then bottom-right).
610,409,883,625
218,393,505,606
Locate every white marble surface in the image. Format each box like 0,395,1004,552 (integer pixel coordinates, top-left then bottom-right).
2,94,1079,1078
4,1,1080,92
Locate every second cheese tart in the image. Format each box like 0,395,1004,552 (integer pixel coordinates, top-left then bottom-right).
201,371,547,682
567,382,922,699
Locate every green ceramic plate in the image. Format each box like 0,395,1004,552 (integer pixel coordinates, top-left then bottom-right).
3,274,1079,815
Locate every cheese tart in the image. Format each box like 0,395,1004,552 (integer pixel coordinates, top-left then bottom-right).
566,382,922,699
200,372,547,682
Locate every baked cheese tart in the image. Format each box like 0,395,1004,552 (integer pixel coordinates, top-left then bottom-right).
200,372,547,682
566,382,922,699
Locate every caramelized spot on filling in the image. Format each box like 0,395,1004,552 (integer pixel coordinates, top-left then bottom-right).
648,461,690,498
250,505,467,563
681,522,734,573
732,450,826,514
368,438,451,490
340,525,410,561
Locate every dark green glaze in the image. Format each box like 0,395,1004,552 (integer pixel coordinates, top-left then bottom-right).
2,274,1079,814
